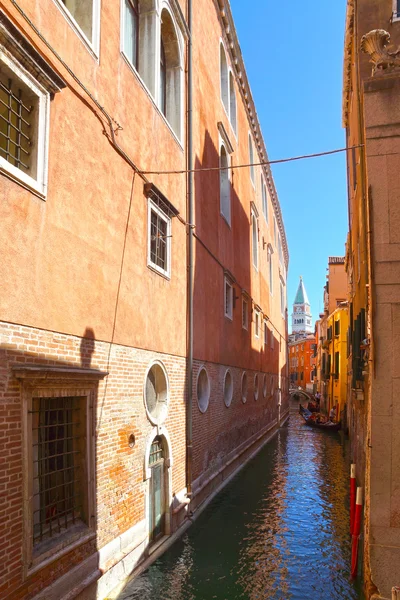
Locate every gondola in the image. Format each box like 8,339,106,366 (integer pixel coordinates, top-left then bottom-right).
299,404,341,432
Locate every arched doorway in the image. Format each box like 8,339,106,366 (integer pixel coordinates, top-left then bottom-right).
148,435,166,542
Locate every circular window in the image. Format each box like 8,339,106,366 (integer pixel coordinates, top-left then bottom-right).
263,374,267,398
241,372,248,403
197,367,210,413
254,374,259,400
144,362,169,425
224,370,233,407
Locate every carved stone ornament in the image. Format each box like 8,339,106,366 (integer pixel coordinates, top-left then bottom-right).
361,29,400,75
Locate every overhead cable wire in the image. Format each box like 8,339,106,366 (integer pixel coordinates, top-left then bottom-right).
140,145,364,175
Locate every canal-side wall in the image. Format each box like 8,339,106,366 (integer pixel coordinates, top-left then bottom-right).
191,359,285,513
0,321,187,600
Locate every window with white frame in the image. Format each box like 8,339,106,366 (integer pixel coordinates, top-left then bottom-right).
229,72,237,134
160,9,182,138
224,277,233,320
220,144,231,224
148,200,171,277
220,43,229,112
56,0,100,53
252,211,258,270
268,245,273,294
278,234,284,266
249,133,255,185
273,216,277,247
261,176,268,222
280,280,285,315
254,310,260,338
0,52,51,196
264,320,268,346
242,296,249,330
121,3,183,140
122,0,139,69
394,0,400,19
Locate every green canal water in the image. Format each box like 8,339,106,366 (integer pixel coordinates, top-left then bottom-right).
118,401,364,599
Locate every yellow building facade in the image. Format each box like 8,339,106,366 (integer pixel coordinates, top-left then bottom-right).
325,306,348,422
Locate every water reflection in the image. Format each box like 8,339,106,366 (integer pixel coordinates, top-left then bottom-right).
118,402,363,600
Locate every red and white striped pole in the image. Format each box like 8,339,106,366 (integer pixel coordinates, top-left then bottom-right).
350,464,356,534
351,487,363,579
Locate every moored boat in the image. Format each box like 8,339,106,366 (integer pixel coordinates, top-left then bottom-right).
299,404,341,432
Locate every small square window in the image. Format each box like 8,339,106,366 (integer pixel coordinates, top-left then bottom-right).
242,297,248,330
148,200,171,277
0,53,50,195
225,278,233,320
254,310,260,338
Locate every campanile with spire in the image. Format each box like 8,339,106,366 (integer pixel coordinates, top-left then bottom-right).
291,276,313,335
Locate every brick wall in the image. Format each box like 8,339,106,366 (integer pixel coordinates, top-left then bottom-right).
0,321,186,600
192,359,280,483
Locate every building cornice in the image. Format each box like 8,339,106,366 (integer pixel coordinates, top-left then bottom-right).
215,0,289,270
342,0,355,128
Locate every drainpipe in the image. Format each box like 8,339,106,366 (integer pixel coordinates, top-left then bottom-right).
186,0,193,499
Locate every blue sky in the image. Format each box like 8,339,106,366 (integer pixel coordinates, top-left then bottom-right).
230,0,348,326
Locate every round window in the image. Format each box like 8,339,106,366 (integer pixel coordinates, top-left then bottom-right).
197,367,210,413
263,374,267,398
224,370,233,407
254,374,259,400
144,362,169,425
241,372,248,403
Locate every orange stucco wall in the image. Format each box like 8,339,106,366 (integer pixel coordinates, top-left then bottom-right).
1,0,187,357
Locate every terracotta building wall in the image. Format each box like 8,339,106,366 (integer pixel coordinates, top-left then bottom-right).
190,0,289,494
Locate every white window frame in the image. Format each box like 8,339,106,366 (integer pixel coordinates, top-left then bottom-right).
393,0,400,20
261,176,268,223
147,199,172,278
120,1,185,145
242,296,249,330
249,132,255,186
251,210,259,271
228,70,237,137
220,41,229,113
224,277,233,320
254,310,260,338
268,244,274,295
219,41,238,138
53,0,101,58
219,142,231,225
0,49,50,197
121,0,139,71
280,279,285,316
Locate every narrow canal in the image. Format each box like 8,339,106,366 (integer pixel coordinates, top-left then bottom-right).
118,401,363,600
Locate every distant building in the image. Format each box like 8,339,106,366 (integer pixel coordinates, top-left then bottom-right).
288,335,316,391
290,276,313,338
314,256,347,415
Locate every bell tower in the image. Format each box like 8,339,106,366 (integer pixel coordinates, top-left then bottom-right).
291,276,313,334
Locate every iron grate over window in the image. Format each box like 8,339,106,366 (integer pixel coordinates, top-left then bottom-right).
150,208,168,271
149,436,164,465
0,75,33,172
31,396,85,546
